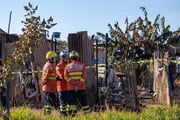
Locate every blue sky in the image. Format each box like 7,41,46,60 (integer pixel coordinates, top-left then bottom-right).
1,0,180,40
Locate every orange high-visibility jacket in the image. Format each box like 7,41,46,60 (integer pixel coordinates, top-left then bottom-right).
64,60,87,91
41,62,57,93
56,61,68,92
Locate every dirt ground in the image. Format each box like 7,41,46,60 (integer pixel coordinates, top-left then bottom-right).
138,78,180,108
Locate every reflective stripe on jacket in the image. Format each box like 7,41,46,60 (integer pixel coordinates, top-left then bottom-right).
42,62,57,93
56,61,68,92
64,60,87,90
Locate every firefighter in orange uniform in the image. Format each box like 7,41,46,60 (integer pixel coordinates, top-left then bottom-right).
64,51,90,115
41,51,58,115
56,51,69,116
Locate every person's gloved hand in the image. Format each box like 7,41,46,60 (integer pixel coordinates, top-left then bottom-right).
39,81,46,86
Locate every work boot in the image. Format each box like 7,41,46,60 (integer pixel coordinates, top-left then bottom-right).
44,111,51,115
68,110,77,117
82,105,90,114
60,111,68,116
44,105,53,115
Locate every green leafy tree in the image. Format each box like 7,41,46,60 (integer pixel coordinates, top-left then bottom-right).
0,3,57,119
0,2,56,92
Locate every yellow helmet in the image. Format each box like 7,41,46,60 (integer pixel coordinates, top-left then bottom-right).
46,51,57,59
69,51,79,58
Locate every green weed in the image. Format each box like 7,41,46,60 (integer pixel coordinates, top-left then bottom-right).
8,105,180,120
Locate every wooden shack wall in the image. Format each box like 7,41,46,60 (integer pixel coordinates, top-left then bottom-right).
32,40,50,105
4,39,52,106
68,31,96,105
0,30,8,61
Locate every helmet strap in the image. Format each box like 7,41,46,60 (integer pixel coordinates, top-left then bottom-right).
48,58,54,63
